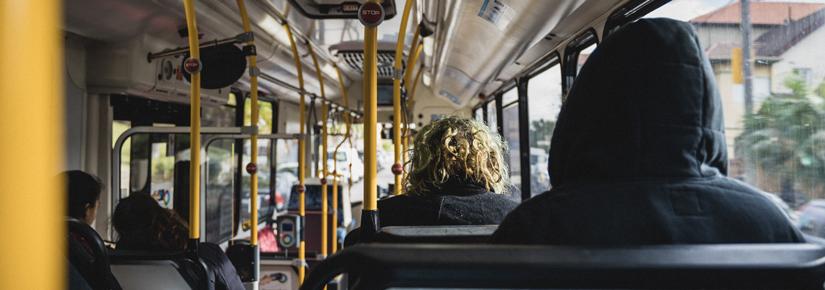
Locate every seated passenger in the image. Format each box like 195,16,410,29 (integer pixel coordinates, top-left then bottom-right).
379,116,519,227
492,19,803,244
113,194,245,290
64,170,121,290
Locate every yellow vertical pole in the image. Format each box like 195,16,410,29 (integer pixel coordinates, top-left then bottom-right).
235,0,260,247
284,22,307,283
0,0,63,289
363,4,380,213
401,30,421,176
331,65,350,253
307,43,329,258
182,0,202,243
234,0,261,282
391,0,414,195
320,103,328,257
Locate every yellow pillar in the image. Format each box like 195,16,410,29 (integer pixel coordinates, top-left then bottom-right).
0,0,63,289
284,23,307,283
391,0,414,195
182,0,202,242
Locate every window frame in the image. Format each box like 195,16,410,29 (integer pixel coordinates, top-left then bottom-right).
562,29,599,96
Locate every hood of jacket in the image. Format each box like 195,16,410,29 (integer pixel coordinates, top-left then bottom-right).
549,18,728,187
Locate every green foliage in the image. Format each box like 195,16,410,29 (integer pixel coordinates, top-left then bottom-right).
736,72,825,197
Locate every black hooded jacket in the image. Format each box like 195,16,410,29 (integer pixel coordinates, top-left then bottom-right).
492,19,803,245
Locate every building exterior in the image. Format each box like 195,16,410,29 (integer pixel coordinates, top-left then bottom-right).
690,2,825,160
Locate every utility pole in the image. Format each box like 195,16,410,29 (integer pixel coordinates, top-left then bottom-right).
741,0,754,115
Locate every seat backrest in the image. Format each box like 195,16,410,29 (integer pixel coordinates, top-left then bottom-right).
68,218,121,289
110,250,214,290
303,243,825,290
374,225,498,243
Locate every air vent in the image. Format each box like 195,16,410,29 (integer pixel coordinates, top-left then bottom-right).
338,50,404,79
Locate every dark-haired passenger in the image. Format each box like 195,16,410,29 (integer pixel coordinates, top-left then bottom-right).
113,193,245,290
64,170,121,290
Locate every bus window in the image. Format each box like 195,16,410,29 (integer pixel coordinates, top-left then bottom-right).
244,99,274,134
527,64,562,196
563,30,598,95
113,121,131,198
501,88,520,200
206,139,235,243
486,101,497,131
643,0,825,234
474,107,483,122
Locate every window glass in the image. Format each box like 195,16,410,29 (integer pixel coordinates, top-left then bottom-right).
487,101,497,131
474,108,483,122
501,102,521,200
645,0,825,236
245,99,273,134
502,87,518,106
527,64,562,196
113,121,131,198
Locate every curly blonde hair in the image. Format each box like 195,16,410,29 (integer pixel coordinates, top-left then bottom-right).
404,116,510,196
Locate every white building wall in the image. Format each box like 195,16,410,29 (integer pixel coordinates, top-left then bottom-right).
770,26,825,95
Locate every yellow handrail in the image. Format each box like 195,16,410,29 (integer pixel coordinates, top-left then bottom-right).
234,0,261,251
307,43,329,258
404,27,421,94
409,64,424,104
182,0,202,242
363,2,380,212
391,0,414,195
283,22,307,283
331,65,351,254
0,0,62,288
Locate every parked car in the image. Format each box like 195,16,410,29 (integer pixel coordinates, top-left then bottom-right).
798,199,825,238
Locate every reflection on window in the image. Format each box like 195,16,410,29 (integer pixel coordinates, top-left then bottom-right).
644,0,825,236
527,65,562,196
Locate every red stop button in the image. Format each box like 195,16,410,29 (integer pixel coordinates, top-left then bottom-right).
358,2,384,27
246,163,257,174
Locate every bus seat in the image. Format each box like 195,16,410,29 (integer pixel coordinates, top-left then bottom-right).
345,225,497,246
374,225,497,243
303,243,825,290
110,250,215,290
67,218,121,289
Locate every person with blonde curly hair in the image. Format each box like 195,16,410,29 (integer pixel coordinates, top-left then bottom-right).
377,116,519,227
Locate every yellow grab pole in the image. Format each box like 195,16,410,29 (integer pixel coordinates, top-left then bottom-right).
363,3,380,213
235,0,260,247
404,27,421,93
182,0,202,243
331,65,350,253
409,64,424,104
1,0,62,289
401,31,422,174
234,0,262,282
391,0,414,195
284,22,307,283
307,44,329,258
320,102,328,257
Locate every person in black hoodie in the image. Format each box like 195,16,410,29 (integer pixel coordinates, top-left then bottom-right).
378,116,519,227
492,18,803,245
